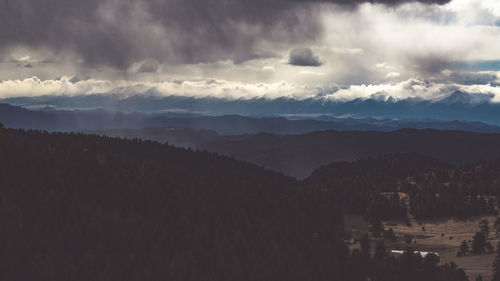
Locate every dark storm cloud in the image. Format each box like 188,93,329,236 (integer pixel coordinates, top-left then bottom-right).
410,55,452,74
0,0,451,69
288,47,322,66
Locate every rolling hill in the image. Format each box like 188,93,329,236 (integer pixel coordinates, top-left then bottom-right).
200,129,500,178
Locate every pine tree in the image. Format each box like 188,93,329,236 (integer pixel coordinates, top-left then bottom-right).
371,219,384,238
494,217,500,234
472,232,487,254
384,228,396,242
457,240,468,257
374,240,386,262
360,234,371,259
492,242,500,281
479,219,490,239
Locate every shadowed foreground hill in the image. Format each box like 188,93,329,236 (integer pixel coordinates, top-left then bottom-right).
0,126,343,281
201,129,500,179
0,126,469,281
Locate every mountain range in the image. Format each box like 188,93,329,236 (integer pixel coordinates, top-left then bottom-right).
2,90,500,124
2,102,500,135
4,101,500,179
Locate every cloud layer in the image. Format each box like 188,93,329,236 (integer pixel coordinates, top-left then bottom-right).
1,75,499,104
1,0,500,106
0,0,450,68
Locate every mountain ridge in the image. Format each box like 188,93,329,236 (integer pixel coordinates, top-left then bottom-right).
200,129,500,178
2,90,499,123
2,102,500,135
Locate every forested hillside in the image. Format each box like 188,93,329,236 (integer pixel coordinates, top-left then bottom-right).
306,153,500,220
0,125,469,281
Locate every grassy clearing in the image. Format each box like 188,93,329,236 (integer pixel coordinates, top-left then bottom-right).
385,215,499,280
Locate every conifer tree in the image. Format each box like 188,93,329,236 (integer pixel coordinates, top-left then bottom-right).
457,240,468,257
472,232,487,254
360,235,371,259
494,217,500,234
492,242,500,281
374,240,386,262
480,219,490,239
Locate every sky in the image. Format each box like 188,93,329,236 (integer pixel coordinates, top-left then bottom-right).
1,0,500,102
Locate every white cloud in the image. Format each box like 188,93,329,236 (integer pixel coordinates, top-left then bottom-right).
0,76,318,100
261,65,275,72
327,77,500,102
0,77,117,98
299,70,325,76
319,0,500,76
0,76,499,104
385,72,401,78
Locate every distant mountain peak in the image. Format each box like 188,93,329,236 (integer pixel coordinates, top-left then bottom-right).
438,90,493,105
369,92,397,103
105,84,154,97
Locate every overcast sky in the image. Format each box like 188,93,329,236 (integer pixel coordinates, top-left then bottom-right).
1,0,500,102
